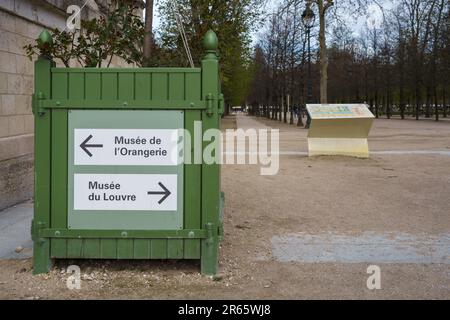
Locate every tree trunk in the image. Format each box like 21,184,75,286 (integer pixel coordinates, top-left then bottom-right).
297,107,304,126
399,81,405,119
425,86,431,118
318,0,329,103
407,96,412,117
143,0,154,67
270,101,277,120
288,95,293,125
434,87,439,121
400,95,405,120
297,82,304,126
386,93,391,119
364,68,369,106
443,89,447,118
375,92,379,118
415,86,420,120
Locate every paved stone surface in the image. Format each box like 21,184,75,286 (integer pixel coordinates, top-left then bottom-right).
0,201,33,259
272,232,450,264
236,113,272,130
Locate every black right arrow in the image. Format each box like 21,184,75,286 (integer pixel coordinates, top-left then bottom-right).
80,134,103,157
147,182,171,204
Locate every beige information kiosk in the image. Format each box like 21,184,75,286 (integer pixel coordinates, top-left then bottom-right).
306,104,375,158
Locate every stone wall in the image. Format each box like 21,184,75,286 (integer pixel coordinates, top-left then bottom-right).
0,0,129,210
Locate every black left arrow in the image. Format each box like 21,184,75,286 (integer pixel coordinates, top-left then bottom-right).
80,134,103,157
147,182,171,204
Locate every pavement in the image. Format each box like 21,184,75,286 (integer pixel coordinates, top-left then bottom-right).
0,201,33,259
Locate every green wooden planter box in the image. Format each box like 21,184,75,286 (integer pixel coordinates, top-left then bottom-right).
31,30,224,275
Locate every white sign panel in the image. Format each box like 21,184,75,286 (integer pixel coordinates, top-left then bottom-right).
74,129,180,166
74,174,177,211
307,104,374,119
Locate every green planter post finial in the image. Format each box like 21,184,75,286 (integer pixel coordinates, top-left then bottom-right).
39,30,53,45
203,30,218,59
38,29,53,59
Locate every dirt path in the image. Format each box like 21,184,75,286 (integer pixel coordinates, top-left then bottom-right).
0,115,449,299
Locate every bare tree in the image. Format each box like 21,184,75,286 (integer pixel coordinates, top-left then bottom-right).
248,0,450,121
143,0,154,66
314,0,334,103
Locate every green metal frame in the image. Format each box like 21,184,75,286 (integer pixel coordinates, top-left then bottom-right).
31,30,223,275
40,100,207,109
38,229,208,239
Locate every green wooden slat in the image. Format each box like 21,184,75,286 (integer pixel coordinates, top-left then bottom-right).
50,109,68,258
117,239,133,258
85,73,101,99
185,73,201,100
100,239,117,258
169,73,184,100
51,240,66,258
133,239,150,259
118,73,134,100
167,240,183,259
68,73,84,99
184,241,200,259
151,239,167,259
101,73,118,100
83,239,100,258
50,110,67,227
135,73,151,100
67,239,83,258
184,110,202,259
52,72,68,99
152,73,168,100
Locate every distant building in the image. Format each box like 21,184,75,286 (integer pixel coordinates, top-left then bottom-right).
0,0,142,210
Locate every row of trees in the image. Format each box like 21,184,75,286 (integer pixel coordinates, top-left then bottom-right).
25,0,449,122
247,0,450,121
247,1,309,123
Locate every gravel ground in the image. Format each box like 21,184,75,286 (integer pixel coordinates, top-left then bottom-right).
0,114,449,299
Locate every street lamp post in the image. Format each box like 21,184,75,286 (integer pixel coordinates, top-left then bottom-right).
302,4,315,128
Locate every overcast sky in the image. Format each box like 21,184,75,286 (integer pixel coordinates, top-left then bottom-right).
151,0,391,45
